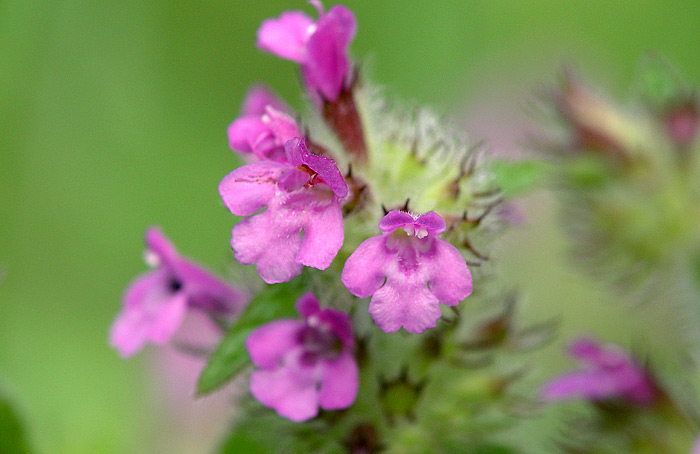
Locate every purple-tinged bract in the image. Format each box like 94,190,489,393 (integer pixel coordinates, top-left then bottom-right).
541,337,657,406
246,293,358,422
110,228,249,357
227,85,301,162
219,138,348,284
256,1,356,102
341,210,473,334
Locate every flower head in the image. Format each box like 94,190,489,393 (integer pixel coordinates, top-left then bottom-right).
257,1,357,102
341,210,472,334
246,293,358,422
110,228,249,357
541,337,657,406
227,85,301,162
219,138,348,283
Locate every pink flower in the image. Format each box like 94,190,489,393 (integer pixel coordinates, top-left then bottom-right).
219,138,348,284
246,293,358,422
341,210,473,334
227,85,301,162
257,1,357,102
110,228,249,357
541,337,657,406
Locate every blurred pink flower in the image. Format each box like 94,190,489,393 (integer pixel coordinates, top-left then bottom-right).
110,227,249,357
541,337,657,406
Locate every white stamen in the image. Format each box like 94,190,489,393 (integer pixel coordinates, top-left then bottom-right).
415,227,428,239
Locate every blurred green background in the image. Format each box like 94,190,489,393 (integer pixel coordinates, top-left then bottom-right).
2,1,700,453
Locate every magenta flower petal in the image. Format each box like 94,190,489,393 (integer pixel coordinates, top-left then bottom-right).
425,240,472,305
227,117,269,154
111,229,249,357
342,210,472,333
220,142,346,283
145,227,178,266
246,293,358,422
231,208,304,284
110,269,187,357
541,337,657,406
415,212,446,236
228,86,300,161
296,292,321,318
148,292,188,344
341,236,390,298
249,358,319,422
378,211,416,233
568,337,607,361
295,198,344,270
284,138,348,198
173,259,249,314
541,370,622,402
109,309,149,358
318,351,359,409
218,161,289,216
263,107,301,148
242,85,288,117
369,280,441,334
256,11,314,63
246,320,304,369
303,5,356,101
257,3,357,103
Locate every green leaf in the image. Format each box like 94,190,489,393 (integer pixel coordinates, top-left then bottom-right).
490,159,549,198
196,275,309,396
0,394,32,454
218,423,272,454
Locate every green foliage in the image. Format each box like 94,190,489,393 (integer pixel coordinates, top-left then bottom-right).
218,422,270,454
633,55,690,111
197,275,310,396
473,445,519,454
490,159,550,198
0,394,32,454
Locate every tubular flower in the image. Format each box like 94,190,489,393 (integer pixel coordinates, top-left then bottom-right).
110,228,249,357
246,293,358,422
227,85,301,162
541,337,657,406
256,1,356,102
341,210,473,334
219,138,348,284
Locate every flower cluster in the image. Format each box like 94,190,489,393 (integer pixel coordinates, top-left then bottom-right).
106,3,700,454
114,0,486,433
